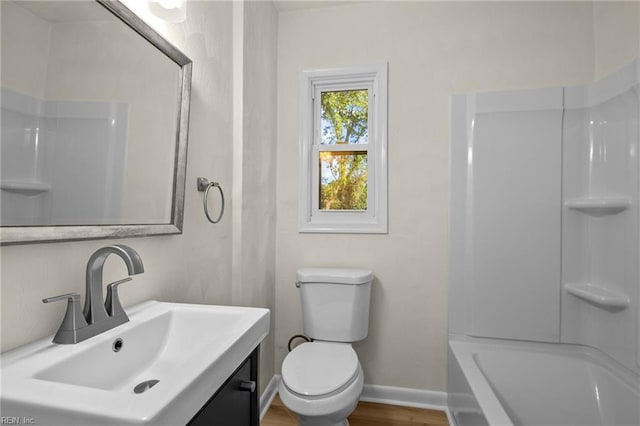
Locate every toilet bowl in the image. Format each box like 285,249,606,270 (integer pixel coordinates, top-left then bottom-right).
279,342,364,426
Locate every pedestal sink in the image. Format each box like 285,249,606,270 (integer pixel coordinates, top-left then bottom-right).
0,301,270,425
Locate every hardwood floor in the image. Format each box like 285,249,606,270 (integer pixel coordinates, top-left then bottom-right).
261,396,449,426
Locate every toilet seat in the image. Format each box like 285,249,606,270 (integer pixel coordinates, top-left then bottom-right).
281,342,359,397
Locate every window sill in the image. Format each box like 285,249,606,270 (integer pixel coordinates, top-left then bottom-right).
299,221,387,234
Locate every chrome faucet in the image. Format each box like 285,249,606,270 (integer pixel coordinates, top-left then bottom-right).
42,245,144,344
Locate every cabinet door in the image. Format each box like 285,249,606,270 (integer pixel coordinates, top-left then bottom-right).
188,351,258,426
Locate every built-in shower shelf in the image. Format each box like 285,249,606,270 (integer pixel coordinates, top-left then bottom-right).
0,180,51,195
564,283,630,310
565,195,631,217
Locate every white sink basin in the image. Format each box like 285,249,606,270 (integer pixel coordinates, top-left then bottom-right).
0,301,270,425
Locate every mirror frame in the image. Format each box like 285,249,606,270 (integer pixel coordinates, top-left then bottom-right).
1,0,192,246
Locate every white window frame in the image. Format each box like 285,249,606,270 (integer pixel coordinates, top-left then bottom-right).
299,63,388,233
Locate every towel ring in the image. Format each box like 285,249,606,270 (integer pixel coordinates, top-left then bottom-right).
197,177,224,224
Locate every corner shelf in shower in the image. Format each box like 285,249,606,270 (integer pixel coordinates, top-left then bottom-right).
0,180,51,195
564,283,630,310
565,195,631,217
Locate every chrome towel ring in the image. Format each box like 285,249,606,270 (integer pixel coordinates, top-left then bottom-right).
196,177,224,224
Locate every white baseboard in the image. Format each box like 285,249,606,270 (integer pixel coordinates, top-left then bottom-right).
447,408,458,426
259,375,450,419
260,374,280,421
360,384,448,411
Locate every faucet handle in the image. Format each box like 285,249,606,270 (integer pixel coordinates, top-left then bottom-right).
105,277,132,317
42,293,88,344
43,293,81,304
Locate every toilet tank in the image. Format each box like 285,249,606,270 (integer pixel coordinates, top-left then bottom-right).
296,268,373,342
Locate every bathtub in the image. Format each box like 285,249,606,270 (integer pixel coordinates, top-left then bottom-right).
447,336,640,426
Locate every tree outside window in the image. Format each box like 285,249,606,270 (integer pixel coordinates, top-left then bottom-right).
319,90,368,211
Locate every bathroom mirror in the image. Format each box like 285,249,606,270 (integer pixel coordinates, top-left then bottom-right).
0,0,192,245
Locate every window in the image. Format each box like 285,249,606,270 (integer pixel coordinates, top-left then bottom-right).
299,64,388,233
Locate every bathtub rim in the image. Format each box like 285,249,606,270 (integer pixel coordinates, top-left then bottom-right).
449,336,513,426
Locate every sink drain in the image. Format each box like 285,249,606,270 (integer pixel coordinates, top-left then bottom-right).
134,379,159,394
112,338,123,352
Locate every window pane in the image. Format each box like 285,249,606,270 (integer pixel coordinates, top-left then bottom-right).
319,151,367,210
320,89,368,145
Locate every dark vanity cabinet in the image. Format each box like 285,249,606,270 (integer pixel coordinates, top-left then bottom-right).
188,346,259,426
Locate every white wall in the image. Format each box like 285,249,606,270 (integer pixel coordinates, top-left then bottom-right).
276,1,594,391
0,1,51,99
1,0,236,352
593,1,640,79
233,0,279,394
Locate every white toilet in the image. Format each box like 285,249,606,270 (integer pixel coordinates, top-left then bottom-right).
278,267,373,426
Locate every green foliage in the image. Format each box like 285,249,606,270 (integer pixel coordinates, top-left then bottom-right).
319,90,368,210
321,90,368,145
320,152,368,210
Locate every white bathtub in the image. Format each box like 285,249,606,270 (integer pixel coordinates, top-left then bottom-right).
447,336,640,426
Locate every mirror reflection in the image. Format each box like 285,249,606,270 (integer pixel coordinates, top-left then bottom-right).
1,0,182,227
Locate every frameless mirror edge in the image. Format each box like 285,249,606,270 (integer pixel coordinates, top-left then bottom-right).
1,0,193,246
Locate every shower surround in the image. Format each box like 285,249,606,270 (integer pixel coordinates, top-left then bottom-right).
448,59,640,425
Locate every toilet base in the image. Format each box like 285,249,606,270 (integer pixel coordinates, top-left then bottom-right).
291,383,359,426
298,417,349,426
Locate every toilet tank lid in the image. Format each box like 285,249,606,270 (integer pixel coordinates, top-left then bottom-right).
296,268,373,285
